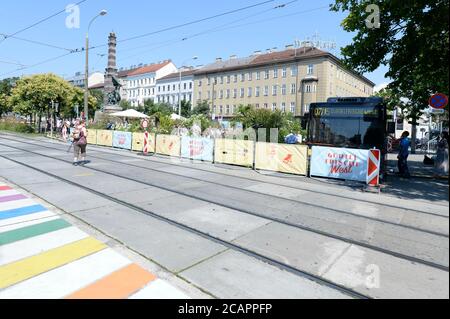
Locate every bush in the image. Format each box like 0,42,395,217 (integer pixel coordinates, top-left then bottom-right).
0,120,34,133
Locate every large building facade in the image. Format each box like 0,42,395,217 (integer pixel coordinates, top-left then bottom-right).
155,68,195,109
119,60,177,107
193,47,375,118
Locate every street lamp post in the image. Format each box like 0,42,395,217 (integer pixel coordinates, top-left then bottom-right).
178,56,198,117
84,9,107,126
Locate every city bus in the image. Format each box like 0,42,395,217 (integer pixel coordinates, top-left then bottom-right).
307,97,387,151
307,97,388,181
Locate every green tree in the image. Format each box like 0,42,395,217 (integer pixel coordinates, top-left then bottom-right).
0,77,18,118
331,0,449,151
119,100,132,110
192,100,211,116
180,100,192,118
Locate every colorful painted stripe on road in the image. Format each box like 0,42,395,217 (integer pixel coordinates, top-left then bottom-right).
0,183,189,299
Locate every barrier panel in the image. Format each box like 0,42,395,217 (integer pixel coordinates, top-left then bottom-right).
214,139,254,167
96,130,113,147
156,134,181,157
132,132,155,152
112,131,132,150
181,136,214,162
255,142,308,175
87,129,97,145
310,146,375,183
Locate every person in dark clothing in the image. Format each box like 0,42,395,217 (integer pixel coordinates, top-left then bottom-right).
398,131,411,178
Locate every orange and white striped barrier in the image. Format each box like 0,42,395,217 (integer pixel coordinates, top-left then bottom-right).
367,149,381,187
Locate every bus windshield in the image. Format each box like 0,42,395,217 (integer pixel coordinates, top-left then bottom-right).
308,103,385,150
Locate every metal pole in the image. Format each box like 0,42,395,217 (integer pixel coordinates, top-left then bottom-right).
50,100,54,139
84,34,89,125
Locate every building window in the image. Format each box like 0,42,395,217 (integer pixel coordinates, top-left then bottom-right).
291,66,298,76
234,74,238,83
219,105,223,114
281,103,286,112
290,102,295,113
220,76,223,84
219,90,223,99
305,85,312,93
190,82,193,89
248,72,252,81
307,64,314,75
264,103,268,109
272,85,278,96
233,89,237,98
282,67,287,78
240,74,245,82
226,105,230,114
304,104,310,113
240,88,245,98
273,68,278,78
281,84,287,95
248,87,252,97
256,103,260,109
272,103,277,111
256,72,261,80
207,78,211,85
264,70,269,79
255,86,260,97
291,83,296,94
226,89,230,98
227,75,231,84
264,86,269,96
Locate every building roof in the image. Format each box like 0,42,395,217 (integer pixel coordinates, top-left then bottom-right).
89,82,105,90
158,69,197,81
194,47,375,86
126,60,172,77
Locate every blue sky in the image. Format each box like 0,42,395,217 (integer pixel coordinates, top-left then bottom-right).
0,0,389,87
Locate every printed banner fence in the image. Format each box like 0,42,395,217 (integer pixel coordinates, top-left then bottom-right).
96,130,113,147
113,131,132,150
181,136,214,162
214,139,254,167
255,142,308,175
156,134,181,157
310,146,372,183
87,129,97,145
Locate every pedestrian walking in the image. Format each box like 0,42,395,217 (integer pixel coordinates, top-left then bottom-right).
434,131,449,177
397,131,411,178
72,120,88,165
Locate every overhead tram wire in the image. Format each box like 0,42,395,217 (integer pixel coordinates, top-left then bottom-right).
0,33,75,52
0,0,89,44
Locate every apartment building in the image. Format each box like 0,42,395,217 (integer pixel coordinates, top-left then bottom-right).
155,68,196,109
67,71,104,89
193,47,375,118
119,60,177,107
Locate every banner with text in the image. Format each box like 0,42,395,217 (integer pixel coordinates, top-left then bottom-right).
214,139,254,167
113,131,132,150
96,130,113,147
255,142,308,175
181,137,214,162
156,134,181,157
86,129,97,145
310,146,369,182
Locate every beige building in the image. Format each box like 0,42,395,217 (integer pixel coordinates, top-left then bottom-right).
193,47,375,118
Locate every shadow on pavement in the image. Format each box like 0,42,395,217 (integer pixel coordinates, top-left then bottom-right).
383,176,449,203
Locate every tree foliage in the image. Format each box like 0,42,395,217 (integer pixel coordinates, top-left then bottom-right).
192,100,211,116
0,77,18,117
331,0,449,114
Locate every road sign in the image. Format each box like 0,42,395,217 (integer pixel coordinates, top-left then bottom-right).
429,93,448,109
141,119,149,129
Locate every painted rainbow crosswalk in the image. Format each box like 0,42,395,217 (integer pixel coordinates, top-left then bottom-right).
0,182,189,299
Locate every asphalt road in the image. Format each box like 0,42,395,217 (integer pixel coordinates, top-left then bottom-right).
0,132,448,299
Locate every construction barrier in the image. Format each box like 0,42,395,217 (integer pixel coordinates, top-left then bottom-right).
86,129,97,145
132,132,155,152
181,136,214,162
156,134,181,157
255,142,308,175
113,131,132,150
214,138,254,167
310,146,380,184
367,149,381,186
96,130,113,147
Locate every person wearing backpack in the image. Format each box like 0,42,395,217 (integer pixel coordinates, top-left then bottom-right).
72,120,88,165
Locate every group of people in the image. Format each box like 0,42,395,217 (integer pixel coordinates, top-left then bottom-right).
397,130,449,178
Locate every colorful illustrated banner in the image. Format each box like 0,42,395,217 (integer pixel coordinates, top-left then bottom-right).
156,134,181,157
132,132,156,152
86,129,97,145
310,146,369,182
255,142,308,175
113,131,132,150
214,139,254,167
96,130,113,147
181,137,214,162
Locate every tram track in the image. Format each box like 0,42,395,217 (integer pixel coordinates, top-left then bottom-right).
0,150,369,299
0,132,446,218
0,139,448,272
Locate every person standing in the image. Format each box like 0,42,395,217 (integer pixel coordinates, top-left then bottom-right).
72,120,88,165
398,131,411,178
434,131,449,177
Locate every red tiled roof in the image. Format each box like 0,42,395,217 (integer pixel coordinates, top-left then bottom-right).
158,69,196,81
127,61,172,77
250,47,326,65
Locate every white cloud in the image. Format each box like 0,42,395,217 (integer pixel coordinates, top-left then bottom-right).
373,82,390,93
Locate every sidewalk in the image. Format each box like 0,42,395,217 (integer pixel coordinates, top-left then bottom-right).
0,182,190,299
386,153,448,179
